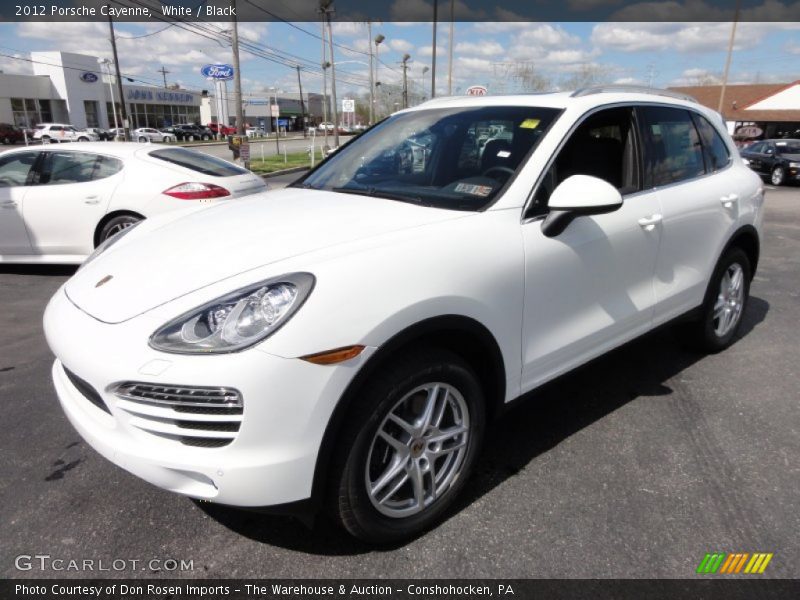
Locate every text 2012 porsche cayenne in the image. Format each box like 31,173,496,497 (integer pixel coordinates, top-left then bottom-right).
44,88,763,543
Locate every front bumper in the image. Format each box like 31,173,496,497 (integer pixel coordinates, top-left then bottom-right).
44,286,373,507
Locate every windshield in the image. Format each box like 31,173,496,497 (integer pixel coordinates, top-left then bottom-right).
296,105,560,211
776,141,800,154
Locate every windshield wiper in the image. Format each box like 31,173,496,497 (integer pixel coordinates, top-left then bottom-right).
331,186,426,205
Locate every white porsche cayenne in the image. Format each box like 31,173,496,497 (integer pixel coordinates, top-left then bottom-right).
44,88,763,543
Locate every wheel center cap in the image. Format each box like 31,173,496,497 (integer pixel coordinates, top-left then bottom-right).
410,439,425,458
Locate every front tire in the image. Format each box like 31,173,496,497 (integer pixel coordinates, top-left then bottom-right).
331,349,485,544
138,136,147,143
683,248,751,352
97,214,141,245
771,166,785,186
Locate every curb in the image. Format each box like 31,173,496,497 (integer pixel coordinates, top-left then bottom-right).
261,166,310,179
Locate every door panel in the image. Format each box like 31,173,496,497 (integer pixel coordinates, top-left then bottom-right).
22,151,123,256
521,193,661,390
0,151,39,255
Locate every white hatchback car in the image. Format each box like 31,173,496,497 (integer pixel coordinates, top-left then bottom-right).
44,88,763,543
133,128,176,143
0,143,266,263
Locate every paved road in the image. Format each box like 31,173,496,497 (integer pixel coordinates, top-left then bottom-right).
187,133,352,162
1,187,798,579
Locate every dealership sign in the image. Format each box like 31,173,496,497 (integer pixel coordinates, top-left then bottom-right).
466,85,488,96
80,71,98,83
201,63,235,81
342,98,355,113
735,125,763,138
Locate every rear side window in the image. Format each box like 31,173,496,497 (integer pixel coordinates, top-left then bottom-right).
38,152,123,185
639,106,705,187
691,114,731,172
149,147,247,177
0,151,39,187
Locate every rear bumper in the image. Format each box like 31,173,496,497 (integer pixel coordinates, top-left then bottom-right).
44,286,374,507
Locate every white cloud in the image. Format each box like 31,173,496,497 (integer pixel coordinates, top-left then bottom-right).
388,39,415,53
454,40,504,57
0,52,34,75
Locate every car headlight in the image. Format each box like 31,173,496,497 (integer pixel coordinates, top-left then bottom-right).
149,273,315,354
790,162,800,168
79,221,141,271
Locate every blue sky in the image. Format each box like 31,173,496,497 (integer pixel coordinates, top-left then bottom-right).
1,20,798,99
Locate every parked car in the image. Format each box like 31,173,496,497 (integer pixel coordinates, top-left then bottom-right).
0,123,26,144
208,122,236,136
42,88,762,543
317,122,335,132
174,124,215,141
32,123,99,143
245,126,266,138
133,127,176,143
0,143,266,263
84,127,115,141
740,138,800,185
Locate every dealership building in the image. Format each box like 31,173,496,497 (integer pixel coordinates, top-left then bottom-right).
0,51,203,130
670,81,800,140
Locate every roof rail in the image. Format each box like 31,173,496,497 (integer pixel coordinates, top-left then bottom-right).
571,85,698,103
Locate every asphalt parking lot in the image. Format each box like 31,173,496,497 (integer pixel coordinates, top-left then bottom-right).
1,186,798,580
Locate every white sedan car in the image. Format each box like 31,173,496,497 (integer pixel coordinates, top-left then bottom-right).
133,128,175,143
0,143,266,263
44,89,762,543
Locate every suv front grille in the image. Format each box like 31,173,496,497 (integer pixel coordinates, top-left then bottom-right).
110,382,243,448
64,367,110,414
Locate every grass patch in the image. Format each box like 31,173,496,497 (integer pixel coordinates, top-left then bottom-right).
248,151,317,174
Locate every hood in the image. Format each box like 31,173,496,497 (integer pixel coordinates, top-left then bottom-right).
66,188,463,324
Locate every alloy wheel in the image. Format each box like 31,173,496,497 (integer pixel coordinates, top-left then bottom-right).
713,262,745,337
365,382,470,519
771,167,784,186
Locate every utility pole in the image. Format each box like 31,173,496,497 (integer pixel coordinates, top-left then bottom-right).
401,54,410,108
374,34,385,120
158,66,170,88
230,0,245,135
431,0,438,98
321,0,340,148
296,65,307,138
718,0,741,114
107,10,129,140
321,19,330,151
448,0,454,95
367,22,375,125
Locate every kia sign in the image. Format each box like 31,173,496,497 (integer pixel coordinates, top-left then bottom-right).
466,85,488,96
80,71,98,83
201,64,234,81
735,125,763,139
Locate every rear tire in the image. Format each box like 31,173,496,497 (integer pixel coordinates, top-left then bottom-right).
681,248,751,353
97,214,142,245
330,348,485,544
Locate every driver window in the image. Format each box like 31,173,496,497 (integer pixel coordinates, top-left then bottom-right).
529,107,638,218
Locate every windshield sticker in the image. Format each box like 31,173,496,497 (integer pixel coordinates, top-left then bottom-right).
520,118,540,129
455,183,494,197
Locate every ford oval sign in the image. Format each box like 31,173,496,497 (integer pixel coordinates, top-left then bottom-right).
201,64,235,81
80,71,98,83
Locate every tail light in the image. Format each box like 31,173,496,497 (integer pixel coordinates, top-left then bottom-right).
162,182,231,200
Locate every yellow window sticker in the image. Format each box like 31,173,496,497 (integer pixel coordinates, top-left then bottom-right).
520,118,540,129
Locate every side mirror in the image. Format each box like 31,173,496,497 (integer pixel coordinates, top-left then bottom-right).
541,175,623,238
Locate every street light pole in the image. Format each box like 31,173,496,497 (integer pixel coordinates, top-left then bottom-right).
107,10,129,139
230,0,245,135
368,22,375,125
374,34,384,120
448,0,454,95
431,0,438,98
718,0,741,115
321,0,340,148
99,59,119,132
321,19,330,151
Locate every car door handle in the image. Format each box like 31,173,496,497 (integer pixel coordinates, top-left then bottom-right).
1,201,17,209
637,214,662,231
720,194,739,208
84,195,100,205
